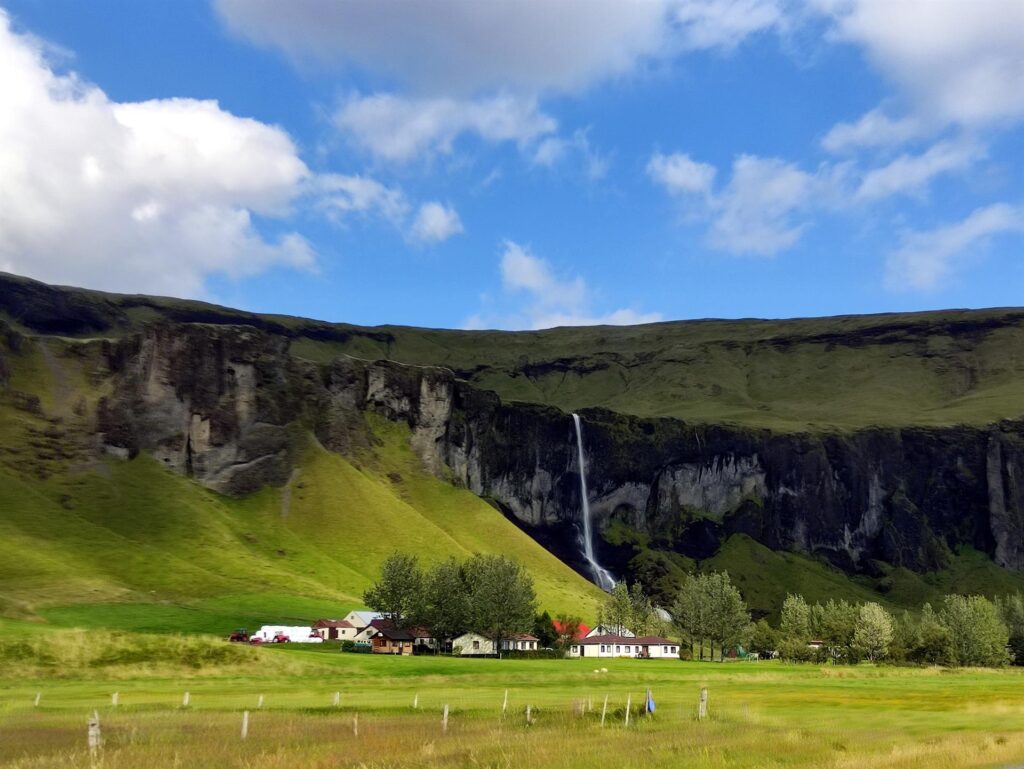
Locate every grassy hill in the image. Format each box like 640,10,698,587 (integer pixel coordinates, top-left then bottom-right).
0,334,604,632
4,271,1024,431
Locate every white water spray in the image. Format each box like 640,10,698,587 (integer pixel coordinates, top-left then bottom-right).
572,413,616,591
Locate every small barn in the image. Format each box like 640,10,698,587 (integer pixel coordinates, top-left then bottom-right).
371,626,415,655
313,619,356,640
453,632,496,656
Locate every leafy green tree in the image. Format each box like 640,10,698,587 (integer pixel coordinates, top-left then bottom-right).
817,599,859,663
780,594,811,642
465,554,537,657
602,582,633,635
533,610,558,648
749,618,778,657
913,603,954,665
671,574,712,660
939,595,1011,667
363,552,422,628
628,582,657,636
853,602,895,662
707,571,752,659
417,557,470,643
995,593,1024,665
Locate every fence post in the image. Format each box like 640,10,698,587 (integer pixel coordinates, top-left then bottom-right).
442,703,449,733
526,704,532,725
413,693,419,709
624,694,631,727
111,692,119,708
182,691,190,708
502,688,508,716
34,692,41,708
87,711,101,755
600,694,608,727
352,713,359,737
241,710,249,740
257,694,264,709
333,691,341,708
698,687,708,720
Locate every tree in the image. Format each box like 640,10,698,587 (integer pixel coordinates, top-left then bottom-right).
628,582,657,636
913,603,954,665
818,600,859,663
671,574,712,660
533,610,558,648
706,571,752,659
852,602,895,662
417,557,471,644
363,552,422,628
749,619,778,657
938,595,1010,667
780,594,811,642
465,554,537,657
553,614,583,652
995,593,1024,665
602,582,633,635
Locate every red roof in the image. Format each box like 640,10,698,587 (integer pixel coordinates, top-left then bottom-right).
579,634,676,646
552,620,590,639
313,619,354,629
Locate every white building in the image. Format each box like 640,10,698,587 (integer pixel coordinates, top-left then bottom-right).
567,634,678,659
343,610,382,628
499,633,539,652
453,632,495,656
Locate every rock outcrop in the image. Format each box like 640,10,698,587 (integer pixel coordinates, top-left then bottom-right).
93,323,1024,588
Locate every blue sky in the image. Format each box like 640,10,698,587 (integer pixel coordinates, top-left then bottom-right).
0,1,1021,328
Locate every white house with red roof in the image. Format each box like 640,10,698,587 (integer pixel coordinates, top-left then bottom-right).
568,634,679,659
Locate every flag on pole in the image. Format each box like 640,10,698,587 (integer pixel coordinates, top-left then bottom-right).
645,688,656,714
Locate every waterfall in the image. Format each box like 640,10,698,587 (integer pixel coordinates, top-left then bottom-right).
572,413,616,591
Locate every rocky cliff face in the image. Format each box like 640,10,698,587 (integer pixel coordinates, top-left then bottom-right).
93,323,1024,588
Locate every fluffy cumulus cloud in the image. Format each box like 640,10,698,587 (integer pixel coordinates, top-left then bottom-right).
821,0,1024,128
674,0,785,50
465,241,662,330
821,108,928,154
885,203,1024,291
0,10,314,297
334,92,556,163
648,151,837,255
410,202,463,244
854,139,984,202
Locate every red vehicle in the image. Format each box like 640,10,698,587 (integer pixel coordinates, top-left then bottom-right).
248,637,264,645
228,628,249,643
272,633,291,644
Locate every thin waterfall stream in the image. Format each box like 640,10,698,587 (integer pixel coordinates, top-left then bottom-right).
572,413,616,591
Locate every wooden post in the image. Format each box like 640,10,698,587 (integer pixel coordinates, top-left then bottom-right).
87,710,101,755
413,693,419,709
333,691,341,708
600,694,608,727
182,691,190,708
698,687,708,720
352,713,359,737
111,692,119,707
34,692,41,708
257,694,264,709
525,704,532,725
624,694,631,727
241,710,250,740
502,688,508,716
442,703,449,733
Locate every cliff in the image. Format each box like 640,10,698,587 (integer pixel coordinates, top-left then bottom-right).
84,322,1024,605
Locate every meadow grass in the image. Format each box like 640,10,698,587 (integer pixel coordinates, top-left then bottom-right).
3,645,1024,768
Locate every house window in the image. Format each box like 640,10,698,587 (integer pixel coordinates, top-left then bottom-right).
601,645,607,653
473,640,480,650
616,645,621,653
671,647,677,654
625,645,631,653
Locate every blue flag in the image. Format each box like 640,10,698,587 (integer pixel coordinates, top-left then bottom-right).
645,688,656,713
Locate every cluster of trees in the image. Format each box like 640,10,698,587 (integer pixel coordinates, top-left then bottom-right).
597,581,669,638
671,572,752,660
747,592,1017,666
363,552,537,651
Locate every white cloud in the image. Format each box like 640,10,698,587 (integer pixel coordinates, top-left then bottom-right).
531,129,610,180
410,202,463,244
315,173,409,224
822,0,1024,127
465,241,662,330
822,107,928,153
646,152,717,200
216,0,676,94
885,203,1024,291
709,155,819,254
0,10,314,297
334,92,556,163
675,0,785,50
855,139,984,202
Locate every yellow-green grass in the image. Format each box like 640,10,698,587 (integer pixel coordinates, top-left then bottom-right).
3,643,1024,768
0,337,602,632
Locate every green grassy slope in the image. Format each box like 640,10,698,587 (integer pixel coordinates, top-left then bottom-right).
0,337,603,632
5,271,1024,431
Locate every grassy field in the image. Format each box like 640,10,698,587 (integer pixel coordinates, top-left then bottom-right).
3,637,1024,769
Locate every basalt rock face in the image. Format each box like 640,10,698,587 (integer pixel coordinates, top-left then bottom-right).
93,322,1024,583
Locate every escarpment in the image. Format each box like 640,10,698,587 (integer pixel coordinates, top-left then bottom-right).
85,321,1024,595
